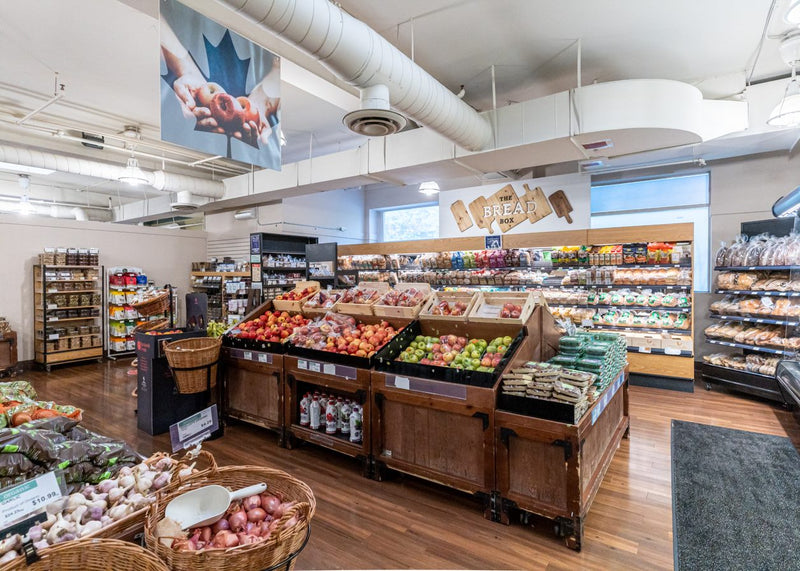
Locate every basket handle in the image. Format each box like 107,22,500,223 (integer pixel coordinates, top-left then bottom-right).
230,483,267,501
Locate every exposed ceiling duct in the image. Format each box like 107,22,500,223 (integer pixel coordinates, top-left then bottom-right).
0,199,110,222
218,0,493,151
0,143,225,198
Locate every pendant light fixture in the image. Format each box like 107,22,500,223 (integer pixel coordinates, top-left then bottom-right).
768,64,800,126
418,181,440,196
118,156,148,186
787,0,800,25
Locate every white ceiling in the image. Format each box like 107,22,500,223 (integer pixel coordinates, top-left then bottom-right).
0,0,795,204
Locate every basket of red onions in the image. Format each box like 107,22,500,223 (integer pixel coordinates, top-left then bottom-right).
144,465,315,571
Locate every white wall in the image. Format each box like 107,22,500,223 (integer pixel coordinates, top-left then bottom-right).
205,187,367,250
0,215,207,361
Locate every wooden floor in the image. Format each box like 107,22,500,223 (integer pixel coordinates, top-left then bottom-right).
18,361,800,570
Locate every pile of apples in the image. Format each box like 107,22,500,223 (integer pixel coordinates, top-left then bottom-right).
431,300,468,316
500,303,523,319
396,334,468,367
232,311,309,342
480,336,514,369
303,290,342,309
379,287,425,307
289,313,398,358
396,334,514,372
275,286,317,302
340,286,381,304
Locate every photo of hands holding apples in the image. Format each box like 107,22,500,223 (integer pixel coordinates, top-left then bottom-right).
161,19,280,149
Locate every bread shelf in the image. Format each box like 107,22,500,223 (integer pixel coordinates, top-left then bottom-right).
709,314,800,327
714,289,800,297
705,338,793,356
714,265,800,271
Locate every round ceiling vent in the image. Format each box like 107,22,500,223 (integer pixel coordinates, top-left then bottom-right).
343,108,407,137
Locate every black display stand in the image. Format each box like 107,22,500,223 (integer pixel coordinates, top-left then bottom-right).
305,242,339,287
250,232,318,302
135,330,208,435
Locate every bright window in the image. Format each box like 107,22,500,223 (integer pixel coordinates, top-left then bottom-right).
591,173,710,291
381,204,439,242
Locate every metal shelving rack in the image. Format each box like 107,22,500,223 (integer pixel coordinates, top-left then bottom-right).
190,271,252,324
700,217,797,402
34,264,104,371
249,232,318,302
106,267,150,360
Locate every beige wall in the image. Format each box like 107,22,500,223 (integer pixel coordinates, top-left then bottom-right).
0,215,206,361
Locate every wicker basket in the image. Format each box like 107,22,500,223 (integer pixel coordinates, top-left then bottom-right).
0,539,169,571
85,450,218,542
133,291,170,317
164,337,222,394
144,465,315,571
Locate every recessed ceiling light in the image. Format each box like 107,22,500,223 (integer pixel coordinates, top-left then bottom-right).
419,181,440,196
0,161,55,176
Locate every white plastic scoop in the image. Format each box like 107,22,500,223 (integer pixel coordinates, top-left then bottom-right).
166,483,267,529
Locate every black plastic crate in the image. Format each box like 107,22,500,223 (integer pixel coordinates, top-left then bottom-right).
287,320,410,369
498,393,577,424
222,333,287,354
373,321,525,388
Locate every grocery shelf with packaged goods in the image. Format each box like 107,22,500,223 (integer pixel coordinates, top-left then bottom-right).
338,223,695,381
190,262,252,325
702,217,800,401
106,266,151,359
33,247,103,371
249,232,318,303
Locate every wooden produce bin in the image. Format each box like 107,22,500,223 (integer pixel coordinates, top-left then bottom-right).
336,281,390,316
222,347,285,442
272,280,320,312
370,306,561,500
283,355,372,474
494,369,630,551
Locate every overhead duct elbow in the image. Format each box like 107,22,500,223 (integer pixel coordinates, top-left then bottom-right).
150,171,225,198
219,0,493,151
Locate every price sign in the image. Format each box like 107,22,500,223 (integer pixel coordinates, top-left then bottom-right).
309,361,321,373
298,359,308,370
170,405,219,452
394,376,410,390
0,472,63,528
323,364,336,376
663,347,681,356
243,351,253,361
258,353,269,363
638,346,651,353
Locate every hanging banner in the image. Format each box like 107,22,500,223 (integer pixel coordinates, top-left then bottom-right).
439,173,591,237
159,0,281,170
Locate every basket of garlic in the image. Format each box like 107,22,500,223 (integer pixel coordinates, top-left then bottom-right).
0,450,216,568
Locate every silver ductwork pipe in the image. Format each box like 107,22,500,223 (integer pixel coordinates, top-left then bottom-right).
0,144,225,198
219,0,493,151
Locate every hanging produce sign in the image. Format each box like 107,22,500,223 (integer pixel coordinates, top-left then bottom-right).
439,173,590,237
160,0,281,170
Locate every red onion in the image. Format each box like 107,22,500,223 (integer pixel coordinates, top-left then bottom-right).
211,518,229,533
199,527,212,543
273,501,295,519
227,510,247,532
247,508,267,522
237,532,262,545
172,539,196,552
242,494,261,511
259,521,272,537
212,530,239,548
261,494,281,515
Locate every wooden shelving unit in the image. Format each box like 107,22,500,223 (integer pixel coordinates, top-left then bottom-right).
190,271,252,324
34,264,104,371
